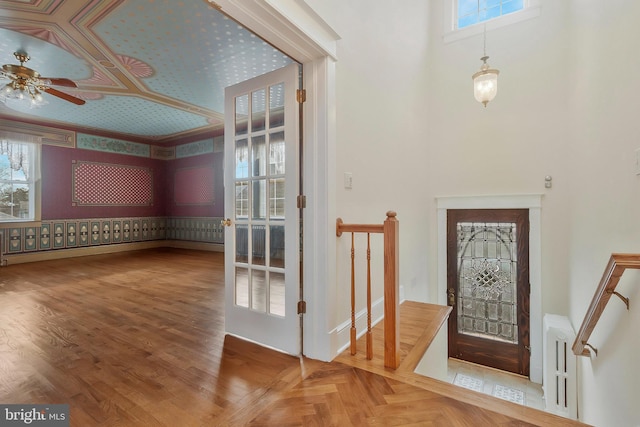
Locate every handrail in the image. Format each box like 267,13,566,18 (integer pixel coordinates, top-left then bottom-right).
572,253,640,356
336,211,400,369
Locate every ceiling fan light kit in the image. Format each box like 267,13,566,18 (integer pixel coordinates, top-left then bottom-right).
0,51,85,109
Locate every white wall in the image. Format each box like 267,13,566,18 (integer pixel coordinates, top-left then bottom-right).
567,0,640,425
304,0,433,335
302,1,640,424
425,0,573,314
427,1,640,424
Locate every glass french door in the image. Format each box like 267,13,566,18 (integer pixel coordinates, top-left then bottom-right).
223,63,300,355
447,209,530,376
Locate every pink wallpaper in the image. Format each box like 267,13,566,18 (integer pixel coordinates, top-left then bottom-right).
174,166,214,205
41,145,166,219
166,151,223,217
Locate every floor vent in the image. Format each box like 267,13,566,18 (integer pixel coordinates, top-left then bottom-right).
543,314,577,419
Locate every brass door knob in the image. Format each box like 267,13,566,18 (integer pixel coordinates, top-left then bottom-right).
447,288,456,306
221,218,232,227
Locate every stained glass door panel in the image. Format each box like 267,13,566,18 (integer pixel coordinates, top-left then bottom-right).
447,209,530,376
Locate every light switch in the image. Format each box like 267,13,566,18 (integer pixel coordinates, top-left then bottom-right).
344,172,353,189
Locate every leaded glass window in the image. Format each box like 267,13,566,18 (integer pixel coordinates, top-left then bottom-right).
456,221,518,343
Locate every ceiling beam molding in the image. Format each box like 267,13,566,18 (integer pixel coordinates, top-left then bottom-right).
211,0,340,62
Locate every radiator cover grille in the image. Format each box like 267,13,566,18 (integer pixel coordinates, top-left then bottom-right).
543,314,577,419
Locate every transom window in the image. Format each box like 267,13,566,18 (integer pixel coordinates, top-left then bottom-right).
0,141,38,222
458,0,524,29
444,0,539,43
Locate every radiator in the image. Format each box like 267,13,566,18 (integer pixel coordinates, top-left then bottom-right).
543,314,577,419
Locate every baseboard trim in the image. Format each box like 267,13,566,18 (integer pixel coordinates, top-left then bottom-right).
165,240,224,252
3,240,224,265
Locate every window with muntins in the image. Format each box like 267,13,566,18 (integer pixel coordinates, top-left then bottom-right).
444,0,539,43
457,0,524,29
0,141,38,222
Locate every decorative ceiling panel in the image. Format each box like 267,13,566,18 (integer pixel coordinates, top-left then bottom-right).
0,0,295,142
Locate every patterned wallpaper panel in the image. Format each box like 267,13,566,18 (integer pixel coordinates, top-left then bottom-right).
175,139,214,159
174,167,214,205
77,133,151,158
2,217,223,256
72,161,153,206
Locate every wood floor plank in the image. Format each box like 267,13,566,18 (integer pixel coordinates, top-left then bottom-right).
0,248,589,426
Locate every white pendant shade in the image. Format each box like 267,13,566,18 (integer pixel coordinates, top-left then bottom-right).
472,56,499,107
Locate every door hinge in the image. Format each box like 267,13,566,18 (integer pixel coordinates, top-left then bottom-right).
297,194,306,209
296,89,306,103
297,300,306,314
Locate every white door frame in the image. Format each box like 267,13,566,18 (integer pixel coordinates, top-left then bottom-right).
436,194,543,384
215,0,340,361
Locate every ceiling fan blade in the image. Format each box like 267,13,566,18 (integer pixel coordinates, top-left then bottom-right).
44,87,85,105
40,77,77,88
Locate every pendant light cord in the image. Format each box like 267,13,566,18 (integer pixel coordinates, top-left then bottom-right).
483,24,487,57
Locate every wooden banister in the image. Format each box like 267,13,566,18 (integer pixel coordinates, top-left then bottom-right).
336,211,400,369
572,253,640,356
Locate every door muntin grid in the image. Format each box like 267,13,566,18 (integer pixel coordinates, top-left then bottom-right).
232,82,287,318
456,221,518,344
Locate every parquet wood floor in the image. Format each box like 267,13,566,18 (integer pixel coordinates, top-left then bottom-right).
0,248,588,426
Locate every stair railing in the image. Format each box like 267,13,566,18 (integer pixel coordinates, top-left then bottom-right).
572,253,640,356
336,211,400,369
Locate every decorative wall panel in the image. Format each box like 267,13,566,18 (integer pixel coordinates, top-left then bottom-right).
40,223,51,249
166,217,224,243
151,146,175,160
24,227,37,251
122,220,131,242
101,221,111,244
0,217,222,258
175,138,214,159
53,222,65,248
79,221,89,246
77,133,151,157
174,167,214,205
90,221,101,245
8,228,21,253
72,161,153,206
66,222,77,247
112,221,122,243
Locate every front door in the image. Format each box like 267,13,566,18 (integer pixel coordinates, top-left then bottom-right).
223,63,300,355
447,209,530,376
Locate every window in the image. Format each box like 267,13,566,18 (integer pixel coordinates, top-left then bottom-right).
457,0,524,29
269,178,285,218
0,141,39,222
235,181,249,218
444,0,540,43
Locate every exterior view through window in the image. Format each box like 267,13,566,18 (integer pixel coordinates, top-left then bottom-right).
0,141,36,222
457,0,524,29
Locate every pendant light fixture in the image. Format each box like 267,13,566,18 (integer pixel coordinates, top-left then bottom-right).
472,25,499,107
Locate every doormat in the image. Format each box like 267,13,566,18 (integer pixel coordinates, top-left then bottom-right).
452,373,484,392
493,384,525,405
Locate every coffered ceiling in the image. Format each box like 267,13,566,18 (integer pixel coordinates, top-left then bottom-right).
0,0,294,143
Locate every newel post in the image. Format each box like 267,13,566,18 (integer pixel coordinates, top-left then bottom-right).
383,211,400,369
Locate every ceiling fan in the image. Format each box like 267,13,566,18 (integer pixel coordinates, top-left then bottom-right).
0,51,85,107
